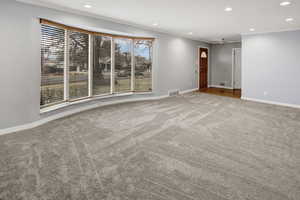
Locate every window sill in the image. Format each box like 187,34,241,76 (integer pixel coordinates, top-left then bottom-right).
40,92,152,114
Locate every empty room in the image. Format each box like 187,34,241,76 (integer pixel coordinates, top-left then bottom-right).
1,0,300,199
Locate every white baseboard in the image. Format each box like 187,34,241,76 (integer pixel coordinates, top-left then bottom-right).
0,95,169,136
180,88,198,95
241,97,300,109
209,85,233,90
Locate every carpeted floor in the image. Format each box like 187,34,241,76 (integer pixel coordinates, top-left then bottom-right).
0,93,300,200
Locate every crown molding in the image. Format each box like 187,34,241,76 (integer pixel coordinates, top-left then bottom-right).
241,27,300,36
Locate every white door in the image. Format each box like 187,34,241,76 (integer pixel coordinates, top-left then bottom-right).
233,48,241,89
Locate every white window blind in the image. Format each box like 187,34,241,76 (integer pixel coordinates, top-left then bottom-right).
40,24,65,106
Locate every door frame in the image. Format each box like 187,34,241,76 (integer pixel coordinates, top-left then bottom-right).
198,46,210,90
231,48,241,89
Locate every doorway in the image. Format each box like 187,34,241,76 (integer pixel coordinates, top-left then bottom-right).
232,48,241,89
199,46,242,99
199,47,208,90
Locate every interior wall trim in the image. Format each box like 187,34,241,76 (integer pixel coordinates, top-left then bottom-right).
241,97,300,109
208,85,234,90
180,88,199,94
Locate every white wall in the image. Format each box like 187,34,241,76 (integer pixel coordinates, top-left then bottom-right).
242,30,300,106
210,42,241,88
0,0,209,130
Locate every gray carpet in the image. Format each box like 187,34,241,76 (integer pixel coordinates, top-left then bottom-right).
0,93,300,200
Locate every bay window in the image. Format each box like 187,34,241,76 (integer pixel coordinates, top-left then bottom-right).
114,38,132,93
134,40,153,92
40,24,65,106
93,36,111,95
69,31,89,100
40,19,154,108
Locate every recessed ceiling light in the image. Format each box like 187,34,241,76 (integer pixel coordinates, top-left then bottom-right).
152,23,158,26
84,4,92,8
224,7,233,12
249,28,255,32
280,1,291,6
286,17,294,22
188,32,193,35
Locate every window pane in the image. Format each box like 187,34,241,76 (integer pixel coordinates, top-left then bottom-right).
93,36,111,95
41,24,65,106
134,40,153,92
69,31,89,100
114,38,132,93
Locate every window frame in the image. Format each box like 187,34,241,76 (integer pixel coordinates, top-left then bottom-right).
112,37,133,94
40,24,67,108
40,19,154,110
68,29,90,101
133,39,154,93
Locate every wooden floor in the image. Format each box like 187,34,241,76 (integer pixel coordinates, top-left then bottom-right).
199,87,241,98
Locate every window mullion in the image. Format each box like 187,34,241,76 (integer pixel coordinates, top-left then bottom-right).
111,38,115,94
64,29,70,101
88,34,93,97
131,39,135,92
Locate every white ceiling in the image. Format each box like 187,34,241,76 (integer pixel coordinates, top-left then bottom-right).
17,0,300,43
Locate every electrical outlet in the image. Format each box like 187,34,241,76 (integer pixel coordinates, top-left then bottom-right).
264,91,268,96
